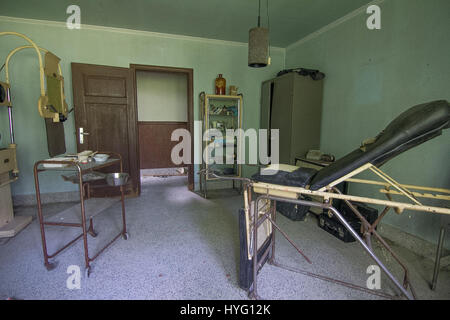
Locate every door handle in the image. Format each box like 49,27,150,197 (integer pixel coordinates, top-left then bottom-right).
79,127,89,144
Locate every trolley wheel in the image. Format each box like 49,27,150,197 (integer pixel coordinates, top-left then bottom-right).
123,232,129,240
88,229,98,238
85,266,92,278
45,261,58,271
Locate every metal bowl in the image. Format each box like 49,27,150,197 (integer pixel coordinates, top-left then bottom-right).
106,172,129,186
93,153,110,163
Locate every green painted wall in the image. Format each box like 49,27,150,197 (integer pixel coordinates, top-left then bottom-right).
136,71,188,122
285,0,450,246
0,17,285,196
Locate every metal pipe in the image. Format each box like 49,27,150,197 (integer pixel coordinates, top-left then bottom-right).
269,201,276,264
89,233,122,262
327,205,414,300
0,32,46,96
6,88,15,144
34,162,50,268
256,209,272,228
48,234,84,259
271,261,397,300
44,222,82,228
261,195,414,300
369,205,391,233
431,226,446,290
332,187,415,297
78,163,91,270
120,153,128,236
252,200,258,299
257,242,272,270
266,215,311,264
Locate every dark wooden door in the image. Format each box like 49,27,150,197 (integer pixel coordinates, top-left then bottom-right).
138,121,188,169
72,63,139,196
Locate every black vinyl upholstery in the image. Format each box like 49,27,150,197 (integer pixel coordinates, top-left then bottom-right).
251,167,317,188
253,100,450,191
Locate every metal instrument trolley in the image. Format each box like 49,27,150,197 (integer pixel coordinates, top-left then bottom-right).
33,152,128,277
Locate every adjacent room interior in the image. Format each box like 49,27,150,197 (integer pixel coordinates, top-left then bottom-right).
135,68,190,186
0,0,449,301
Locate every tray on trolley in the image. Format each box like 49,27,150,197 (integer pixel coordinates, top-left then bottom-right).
61,171,107,184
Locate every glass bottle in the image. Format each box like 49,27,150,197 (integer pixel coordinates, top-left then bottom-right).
215,74,226,95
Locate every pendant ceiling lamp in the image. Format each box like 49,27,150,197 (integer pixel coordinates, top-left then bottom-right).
248,0,270,68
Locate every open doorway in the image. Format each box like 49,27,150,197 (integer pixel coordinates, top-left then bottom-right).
131,65,194,193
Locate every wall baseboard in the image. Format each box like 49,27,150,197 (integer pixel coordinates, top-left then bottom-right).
12,191,80,207
378,222,449,262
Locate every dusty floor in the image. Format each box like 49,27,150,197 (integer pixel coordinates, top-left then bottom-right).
0,176,449,300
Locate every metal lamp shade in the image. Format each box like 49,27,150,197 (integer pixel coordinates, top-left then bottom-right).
248,27,269,68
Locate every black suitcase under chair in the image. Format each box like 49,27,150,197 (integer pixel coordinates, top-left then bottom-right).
318,201,378,243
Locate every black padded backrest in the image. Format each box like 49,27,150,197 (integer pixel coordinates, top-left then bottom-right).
309,100,449,190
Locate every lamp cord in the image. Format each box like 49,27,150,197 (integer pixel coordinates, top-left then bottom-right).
258,0,261,27
267,0,270,52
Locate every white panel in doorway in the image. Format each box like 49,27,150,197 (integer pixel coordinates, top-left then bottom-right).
136,71,188,122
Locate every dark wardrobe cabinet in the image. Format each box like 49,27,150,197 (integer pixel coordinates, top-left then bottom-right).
260,72,324,165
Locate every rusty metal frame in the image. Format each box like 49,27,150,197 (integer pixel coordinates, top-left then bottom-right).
253,165,450,216
202,165,450,300
33,152,128,276
249,194,415,300
247,164,449,298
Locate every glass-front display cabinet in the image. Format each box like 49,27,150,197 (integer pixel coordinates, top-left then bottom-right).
199,92,243,198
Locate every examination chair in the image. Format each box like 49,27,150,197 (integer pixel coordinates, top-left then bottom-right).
252,100,449,191
206,100,449,300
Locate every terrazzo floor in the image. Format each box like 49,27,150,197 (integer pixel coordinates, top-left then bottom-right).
0,176,449,300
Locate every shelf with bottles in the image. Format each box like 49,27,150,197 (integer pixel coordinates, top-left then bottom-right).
199,92,243,185
209,104,239,116
206,135,237,145
203,136,240,180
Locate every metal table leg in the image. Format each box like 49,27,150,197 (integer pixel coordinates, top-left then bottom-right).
431,226,446,290
120,185,128,240
77,165,91,275
269,200,276,264
250,200,258,299
33,165,57,271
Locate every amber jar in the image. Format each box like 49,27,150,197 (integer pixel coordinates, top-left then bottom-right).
215,74,226,95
